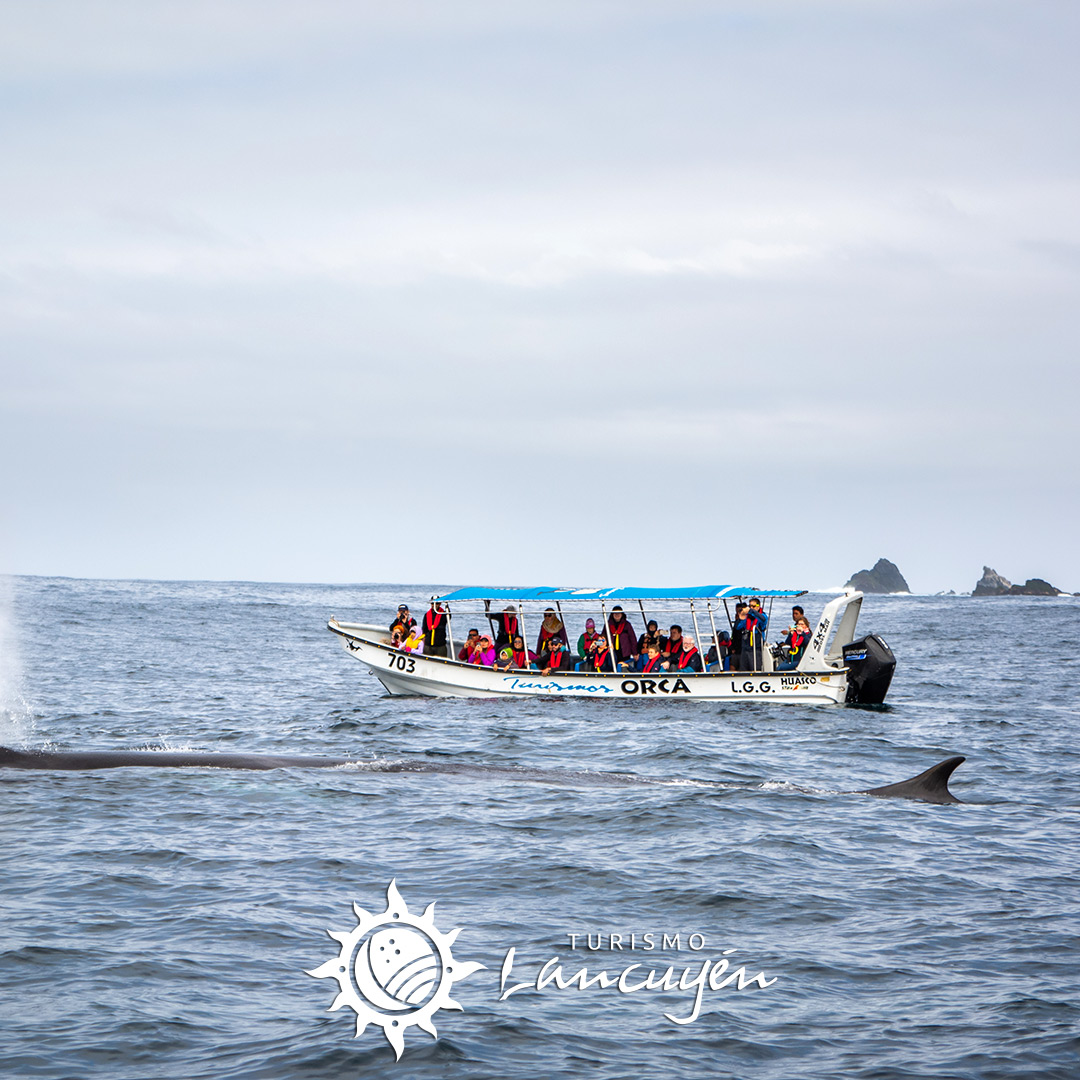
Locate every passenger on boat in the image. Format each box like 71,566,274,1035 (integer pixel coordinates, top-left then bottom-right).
486,603,520,651
494,648,515,672
740,598,768,671
666,634,702,672
390,604,416,636
663,625,684,660
511,635,537,670
706,631,732,671
777,617,811,670
457,628,480,661
390,627,405,648
639,642,664,674
577,618,602,658
537,609,569,653
422,602,450,658
781,606,806,650
586,637,615,672
607,606,638,665
468,634,496,667
402,625,425,653
540,637,576,675
729,604,748,670
639,620,662,651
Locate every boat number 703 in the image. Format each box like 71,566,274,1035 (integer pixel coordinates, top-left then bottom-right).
387,653,416,673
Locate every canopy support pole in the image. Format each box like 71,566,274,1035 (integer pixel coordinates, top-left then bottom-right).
517,604,527,659
764,597,776,672
637,599,649,636
446,602,455,661
707,602,721,671
689,600,704,658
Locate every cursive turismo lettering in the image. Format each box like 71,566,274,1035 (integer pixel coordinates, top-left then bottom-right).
503,677,616,694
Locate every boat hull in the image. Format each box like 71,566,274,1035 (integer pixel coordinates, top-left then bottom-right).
329,621,847,704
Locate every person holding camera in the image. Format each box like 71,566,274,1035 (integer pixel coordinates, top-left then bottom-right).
777,617,812,670
739,598,768,671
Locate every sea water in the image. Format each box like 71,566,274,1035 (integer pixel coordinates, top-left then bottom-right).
0,577,1077,1079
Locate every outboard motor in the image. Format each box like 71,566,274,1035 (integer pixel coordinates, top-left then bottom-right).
843,634,896,704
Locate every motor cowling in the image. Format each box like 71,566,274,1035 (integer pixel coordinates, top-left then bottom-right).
843,634,896,704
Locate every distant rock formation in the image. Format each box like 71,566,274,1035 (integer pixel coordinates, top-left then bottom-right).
844,558,910,594
973,567,1061,597
973,566,1012,596
1014,578,1061,596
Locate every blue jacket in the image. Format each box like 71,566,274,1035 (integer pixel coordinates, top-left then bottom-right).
746,608,768,640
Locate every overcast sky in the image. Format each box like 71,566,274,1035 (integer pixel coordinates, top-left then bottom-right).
1,0,1077,593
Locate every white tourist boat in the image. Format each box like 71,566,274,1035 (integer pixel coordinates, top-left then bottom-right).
328,585,896,705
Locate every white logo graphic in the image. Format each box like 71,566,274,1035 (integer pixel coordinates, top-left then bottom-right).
307,880,484,1059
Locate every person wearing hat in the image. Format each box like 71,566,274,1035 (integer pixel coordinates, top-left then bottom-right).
540,636,575,675
494,647,515,672
577,618,602,658
390,604,416,637
422,601,450,658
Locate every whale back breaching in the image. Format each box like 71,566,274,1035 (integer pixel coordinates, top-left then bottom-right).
0,746,966,804
0,746,349,771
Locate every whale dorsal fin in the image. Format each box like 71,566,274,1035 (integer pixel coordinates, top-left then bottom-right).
860,756,965,804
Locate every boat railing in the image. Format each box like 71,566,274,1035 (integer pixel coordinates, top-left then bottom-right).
423,591,819,674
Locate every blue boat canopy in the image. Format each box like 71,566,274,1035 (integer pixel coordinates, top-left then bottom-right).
433,585,806,603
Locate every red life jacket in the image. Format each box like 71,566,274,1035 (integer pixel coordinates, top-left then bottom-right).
423,608,444,643
593,647,611,671
677,647,699,670
512,649,529,668
643,654,663,673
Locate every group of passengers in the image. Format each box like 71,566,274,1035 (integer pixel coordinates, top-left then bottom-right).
389,599,814,674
